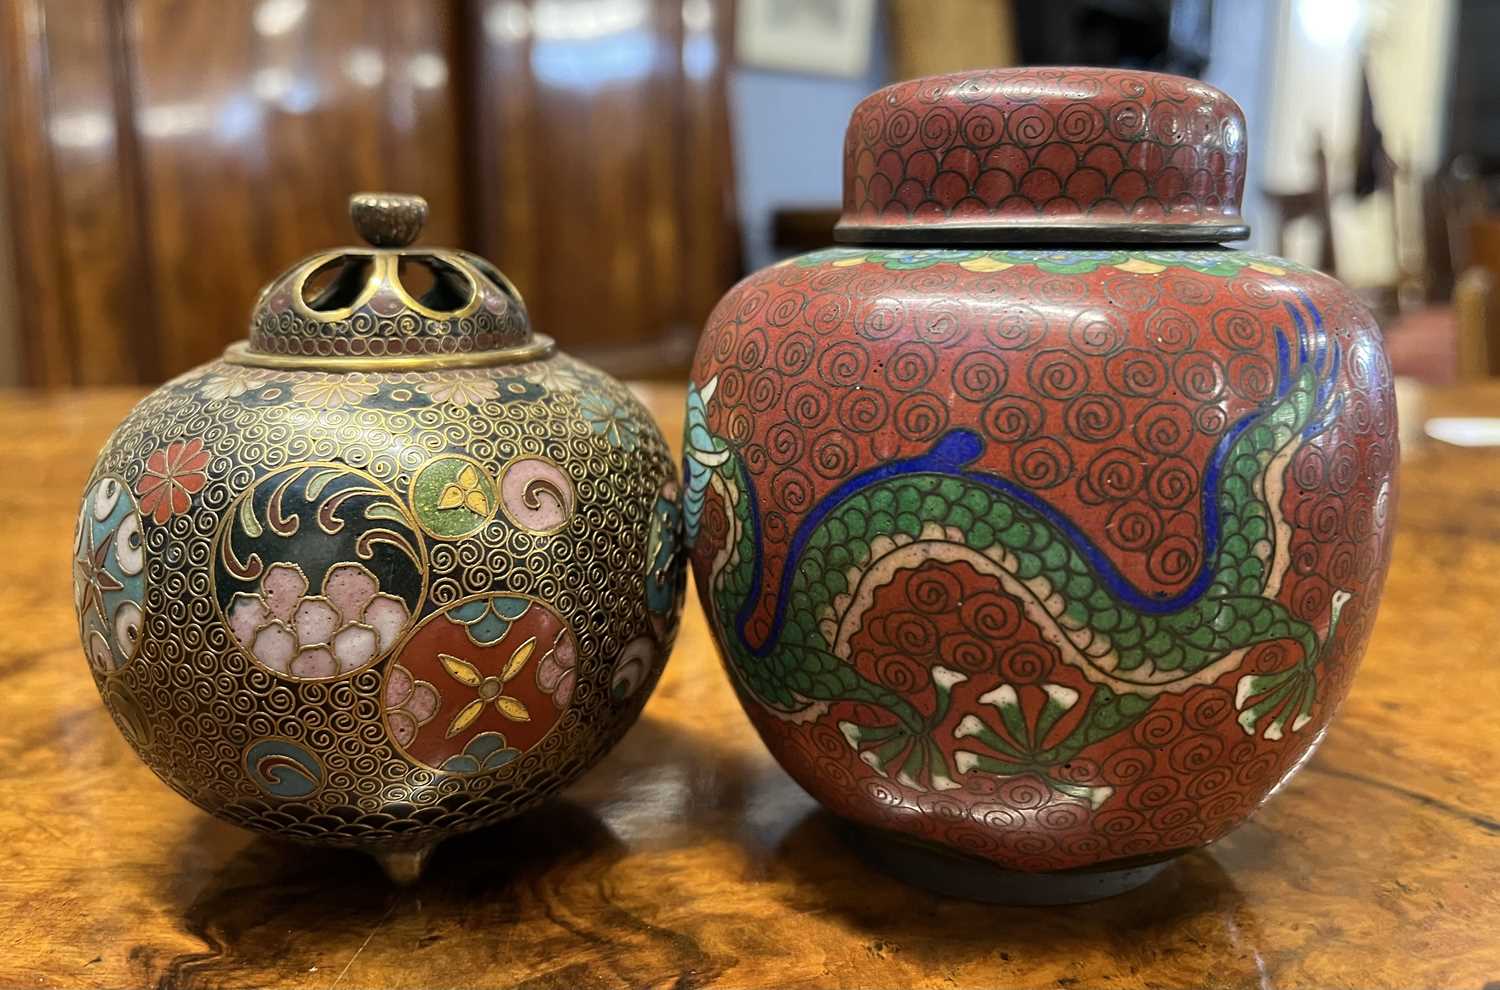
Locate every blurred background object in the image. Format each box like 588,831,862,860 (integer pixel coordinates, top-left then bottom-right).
0,0,738,385
886,0,1015,81
737,0,876,78
0,0,1488,386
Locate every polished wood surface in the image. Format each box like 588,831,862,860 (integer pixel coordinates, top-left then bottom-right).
0,0,738,386
469,0,740,378
2,381,1498,989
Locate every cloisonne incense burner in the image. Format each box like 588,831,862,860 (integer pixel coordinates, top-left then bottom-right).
684,69,1396,902
74,194,685,882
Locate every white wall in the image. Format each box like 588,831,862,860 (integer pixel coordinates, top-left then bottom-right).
1203,0,1278,253
730,47,888,270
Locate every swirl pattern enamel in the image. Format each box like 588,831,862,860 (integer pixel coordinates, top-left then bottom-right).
685,247,1395,873
75,356,683,850
841,68,1246,232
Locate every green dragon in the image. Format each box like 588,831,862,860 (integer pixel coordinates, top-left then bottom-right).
684,295,1360,801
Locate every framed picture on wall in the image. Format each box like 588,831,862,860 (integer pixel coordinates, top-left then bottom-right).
736,0,878,78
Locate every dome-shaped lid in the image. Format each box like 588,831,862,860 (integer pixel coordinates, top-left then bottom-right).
836,67,1248,244
227,193,552,370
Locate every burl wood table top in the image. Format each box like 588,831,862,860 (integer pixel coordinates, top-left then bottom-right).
1,382,1496,989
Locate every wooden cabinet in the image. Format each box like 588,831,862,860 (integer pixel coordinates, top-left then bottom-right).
0,0,739,385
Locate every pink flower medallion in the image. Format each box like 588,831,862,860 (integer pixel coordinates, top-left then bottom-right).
214,463,425,680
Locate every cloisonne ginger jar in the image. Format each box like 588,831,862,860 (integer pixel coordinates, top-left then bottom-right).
684,69,1396,902
74,194,685,882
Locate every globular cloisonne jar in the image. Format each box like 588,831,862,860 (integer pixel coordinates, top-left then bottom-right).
684,69,1396,902
74,194,685,882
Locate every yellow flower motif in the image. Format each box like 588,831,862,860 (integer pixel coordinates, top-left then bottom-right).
831,254,871,267
958,256,1016,273
439,637,536,738
437,463,491,516
290,379,379,409
1247,261,1287,276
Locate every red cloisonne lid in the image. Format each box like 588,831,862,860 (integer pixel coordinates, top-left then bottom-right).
836,67,1249,245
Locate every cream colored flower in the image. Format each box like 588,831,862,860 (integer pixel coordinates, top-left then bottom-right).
199,369,260,400
419,377,501,406
523,361,591,395
291,378,379,409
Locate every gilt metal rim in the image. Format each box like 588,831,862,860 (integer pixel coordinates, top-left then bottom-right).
222,335,557,372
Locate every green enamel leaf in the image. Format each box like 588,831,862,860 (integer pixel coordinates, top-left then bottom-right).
364,502,409,525
303,468,343,502
238,490,263,539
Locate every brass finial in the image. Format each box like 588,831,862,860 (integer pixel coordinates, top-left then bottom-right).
349,192,428,248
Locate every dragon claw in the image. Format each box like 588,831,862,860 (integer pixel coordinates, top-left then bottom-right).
839,718,960,792
1235,665,1317,739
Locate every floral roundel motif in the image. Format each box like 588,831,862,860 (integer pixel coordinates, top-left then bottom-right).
409,454,498,539
610,635,660,702
243,737,324,799
383,594,576,774
73,477,147,673
214,463,425,680
498,457,575,534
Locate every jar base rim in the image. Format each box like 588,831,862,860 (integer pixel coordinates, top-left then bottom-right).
842,823,1175,905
